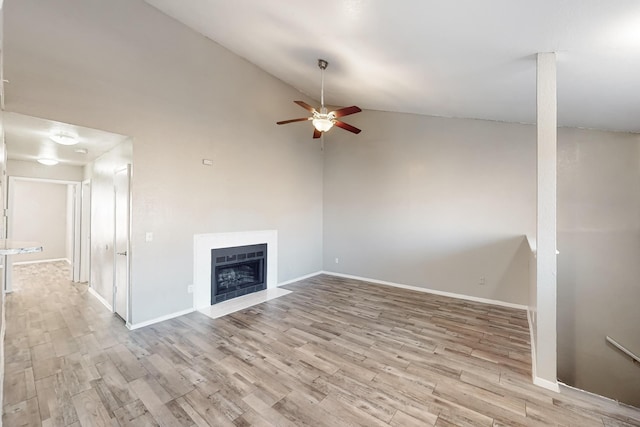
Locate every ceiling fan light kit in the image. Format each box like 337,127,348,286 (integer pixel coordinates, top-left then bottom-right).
312,115,334,132
277,59,362,139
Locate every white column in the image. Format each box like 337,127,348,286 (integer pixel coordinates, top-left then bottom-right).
535,52,558,391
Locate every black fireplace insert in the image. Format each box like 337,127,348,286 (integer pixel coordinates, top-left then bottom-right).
211,243,266,304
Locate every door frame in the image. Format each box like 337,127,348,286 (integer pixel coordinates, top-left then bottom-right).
79,179,91,283
113,164,132,324
6,176,81,292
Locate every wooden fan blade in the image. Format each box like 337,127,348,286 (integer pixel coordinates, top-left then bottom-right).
313,128,322,139
334,120,361,134
332,105,361,118
294,101,317,113
277,117,311,125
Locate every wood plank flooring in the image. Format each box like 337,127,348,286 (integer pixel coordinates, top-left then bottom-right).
4,261,640,426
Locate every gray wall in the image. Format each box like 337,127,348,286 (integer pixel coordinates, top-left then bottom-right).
323,110,536,305
10,179,69,263
4,0,323,324
557,127,640,407
84,140,133,308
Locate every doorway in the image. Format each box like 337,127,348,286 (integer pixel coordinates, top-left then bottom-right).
3,112,134,318
6,177,82,291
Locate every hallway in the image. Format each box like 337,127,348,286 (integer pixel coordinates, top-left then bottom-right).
3,261,129,425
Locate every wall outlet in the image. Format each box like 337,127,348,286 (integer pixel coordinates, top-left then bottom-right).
187,284,194,294
335,257,339,264
479,276,486,285
145,232,153,242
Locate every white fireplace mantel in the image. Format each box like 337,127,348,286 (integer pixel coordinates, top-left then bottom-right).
193,230,278,310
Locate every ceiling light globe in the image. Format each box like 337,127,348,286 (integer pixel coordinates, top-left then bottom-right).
50,133,79,145
37,158,59,166
312,118,334,132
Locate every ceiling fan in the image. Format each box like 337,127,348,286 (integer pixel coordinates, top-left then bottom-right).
277,59,362,139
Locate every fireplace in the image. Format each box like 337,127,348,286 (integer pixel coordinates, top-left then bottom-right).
211,243,267,304
194,230,278,311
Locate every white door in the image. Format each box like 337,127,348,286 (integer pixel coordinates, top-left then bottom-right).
79,180,91,283
70,183,82,282
114,165,131,321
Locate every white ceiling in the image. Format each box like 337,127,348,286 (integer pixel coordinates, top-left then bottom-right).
4,112,129,167
145,0,640,133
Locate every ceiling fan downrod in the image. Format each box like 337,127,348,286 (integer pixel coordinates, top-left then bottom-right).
318,59,328,110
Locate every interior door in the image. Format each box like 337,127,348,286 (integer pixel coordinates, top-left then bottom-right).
71,183,82,282
79,180,91,283
114,165,131,322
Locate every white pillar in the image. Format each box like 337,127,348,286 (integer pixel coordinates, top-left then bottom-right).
535,52,558,391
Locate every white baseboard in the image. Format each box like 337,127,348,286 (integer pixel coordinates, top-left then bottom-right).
88,287,113,311
13,258,69,266
278,271,323,287
127,308,195,330
558,382,620,404
534,376,560,393
127,271,320,332
527,309,538,378
322,271,528,310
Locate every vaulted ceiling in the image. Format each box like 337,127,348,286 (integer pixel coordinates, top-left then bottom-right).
145,0,640,133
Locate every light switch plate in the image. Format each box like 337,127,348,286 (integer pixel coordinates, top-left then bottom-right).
145,232,153,242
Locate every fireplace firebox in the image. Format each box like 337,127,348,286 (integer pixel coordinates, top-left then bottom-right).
211,243,267,304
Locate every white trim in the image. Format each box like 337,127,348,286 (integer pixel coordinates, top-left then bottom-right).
127,308,195,330
534,376,560,393
528,308,538,380
12,258,69,266
88,286,112,311
558,382,619,404
322,271,528,310
278,270,323,287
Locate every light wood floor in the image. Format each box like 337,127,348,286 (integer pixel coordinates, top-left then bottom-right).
3,261,640,426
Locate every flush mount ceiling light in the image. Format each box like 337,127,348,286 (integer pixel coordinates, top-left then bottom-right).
50,132,79,146
277,59,362,139
37,158,59,166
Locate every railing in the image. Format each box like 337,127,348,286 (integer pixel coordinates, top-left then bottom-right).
606,336,640,365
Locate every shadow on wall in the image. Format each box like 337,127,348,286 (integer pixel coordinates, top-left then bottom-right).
557,230,640,408
418,235,530,305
